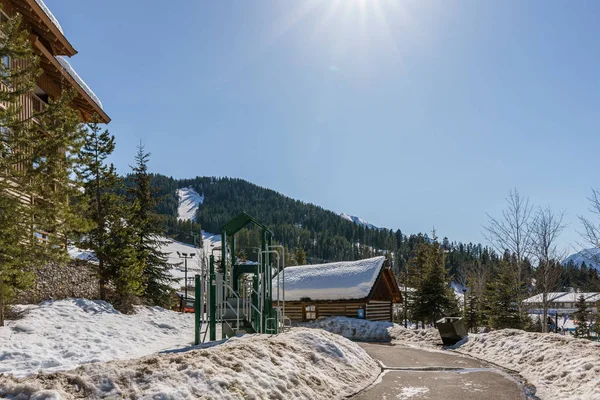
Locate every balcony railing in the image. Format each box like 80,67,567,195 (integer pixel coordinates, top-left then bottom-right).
30,92,47,114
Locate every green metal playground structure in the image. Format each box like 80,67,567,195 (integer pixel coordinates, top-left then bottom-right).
194,212,290,344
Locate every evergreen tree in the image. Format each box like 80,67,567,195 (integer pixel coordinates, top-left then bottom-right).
409,241,458,326
485,256,526,330
129,143,174,307
18,90,87,264
465,292,479,333
295,247,307,265
104,210,143,311
77,121,142,305
573,295,589,339
0,11,39,326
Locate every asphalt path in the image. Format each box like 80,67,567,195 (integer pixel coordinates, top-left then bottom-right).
352,342,529,400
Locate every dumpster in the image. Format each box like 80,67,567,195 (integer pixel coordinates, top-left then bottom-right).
436,317,467,346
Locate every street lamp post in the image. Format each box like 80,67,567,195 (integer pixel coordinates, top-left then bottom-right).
177,252,195,302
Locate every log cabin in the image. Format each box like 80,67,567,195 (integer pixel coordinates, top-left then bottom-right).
273,256,402,322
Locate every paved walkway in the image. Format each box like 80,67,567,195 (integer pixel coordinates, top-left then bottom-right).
352,342,528,400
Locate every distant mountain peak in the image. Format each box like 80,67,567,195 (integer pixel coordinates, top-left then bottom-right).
563,248,600,271
339,212,380,230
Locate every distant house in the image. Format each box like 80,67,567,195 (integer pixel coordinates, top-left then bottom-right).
523,291,600,315
273,256,402,322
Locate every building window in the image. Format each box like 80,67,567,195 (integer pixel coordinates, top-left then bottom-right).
305,305,316,320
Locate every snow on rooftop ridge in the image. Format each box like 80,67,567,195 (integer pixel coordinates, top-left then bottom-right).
177,187,204,222
522,291,600,303
55,56,103,109
34,0,64,34
274,256,386,301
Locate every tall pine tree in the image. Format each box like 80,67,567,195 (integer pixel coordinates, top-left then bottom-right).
0,11,41,325
129,143,174,307
484,255,526,330
77,121,142,306
409,240,458,327
573,295,589,339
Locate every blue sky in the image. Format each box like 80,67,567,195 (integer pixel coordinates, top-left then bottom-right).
46,0,600,253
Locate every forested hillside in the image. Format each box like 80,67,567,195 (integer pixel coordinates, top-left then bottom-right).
124,174,600,294
122,175,477,274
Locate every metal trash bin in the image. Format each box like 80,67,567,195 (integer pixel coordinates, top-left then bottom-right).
436,317,468,346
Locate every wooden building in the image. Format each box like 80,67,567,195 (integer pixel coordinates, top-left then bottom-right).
0,0,110,124
274,256,402,322
0,0,110,241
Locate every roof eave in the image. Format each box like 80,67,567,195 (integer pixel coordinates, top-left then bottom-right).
33,37,110,123
24,0,77,56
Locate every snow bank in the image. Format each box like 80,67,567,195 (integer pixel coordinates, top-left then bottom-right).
455,330,600,400
274,257,386,301
304,317,441,347
0,328,379,400
177,187,204,222
66,245,97,262
0,299,194,377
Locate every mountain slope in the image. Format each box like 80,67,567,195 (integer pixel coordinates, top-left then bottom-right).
138,175,406,265
176,187,204,222
563,248,600,271
339,213,379,230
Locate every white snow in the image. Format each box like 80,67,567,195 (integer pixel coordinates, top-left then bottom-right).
0,328,379,400
396,387,429,399
161,238,202,289
201,230,222,252
340,212,380,230
303,317,600,399
55,56,103,109
455,330,600,400
66,244,97,262
0,299,195,377
274,256,386,301
176,187,204,222
34,0,64,34
303,316,441,346
563,248,600,271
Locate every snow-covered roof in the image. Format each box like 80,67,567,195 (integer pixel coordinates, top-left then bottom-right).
34,0,64,34
523,292,600,303
556,292,600,302
273,256,386,301
55,56,103,109
522,292,568,304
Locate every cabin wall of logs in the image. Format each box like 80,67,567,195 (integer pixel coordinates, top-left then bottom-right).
275,299,393,322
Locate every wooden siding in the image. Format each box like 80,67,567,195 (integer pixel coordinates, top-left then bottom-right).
366,300,392,321
276,300,370,322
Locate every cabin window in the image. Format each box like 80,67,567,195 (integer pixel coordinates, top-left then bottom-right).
305,305,316,320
